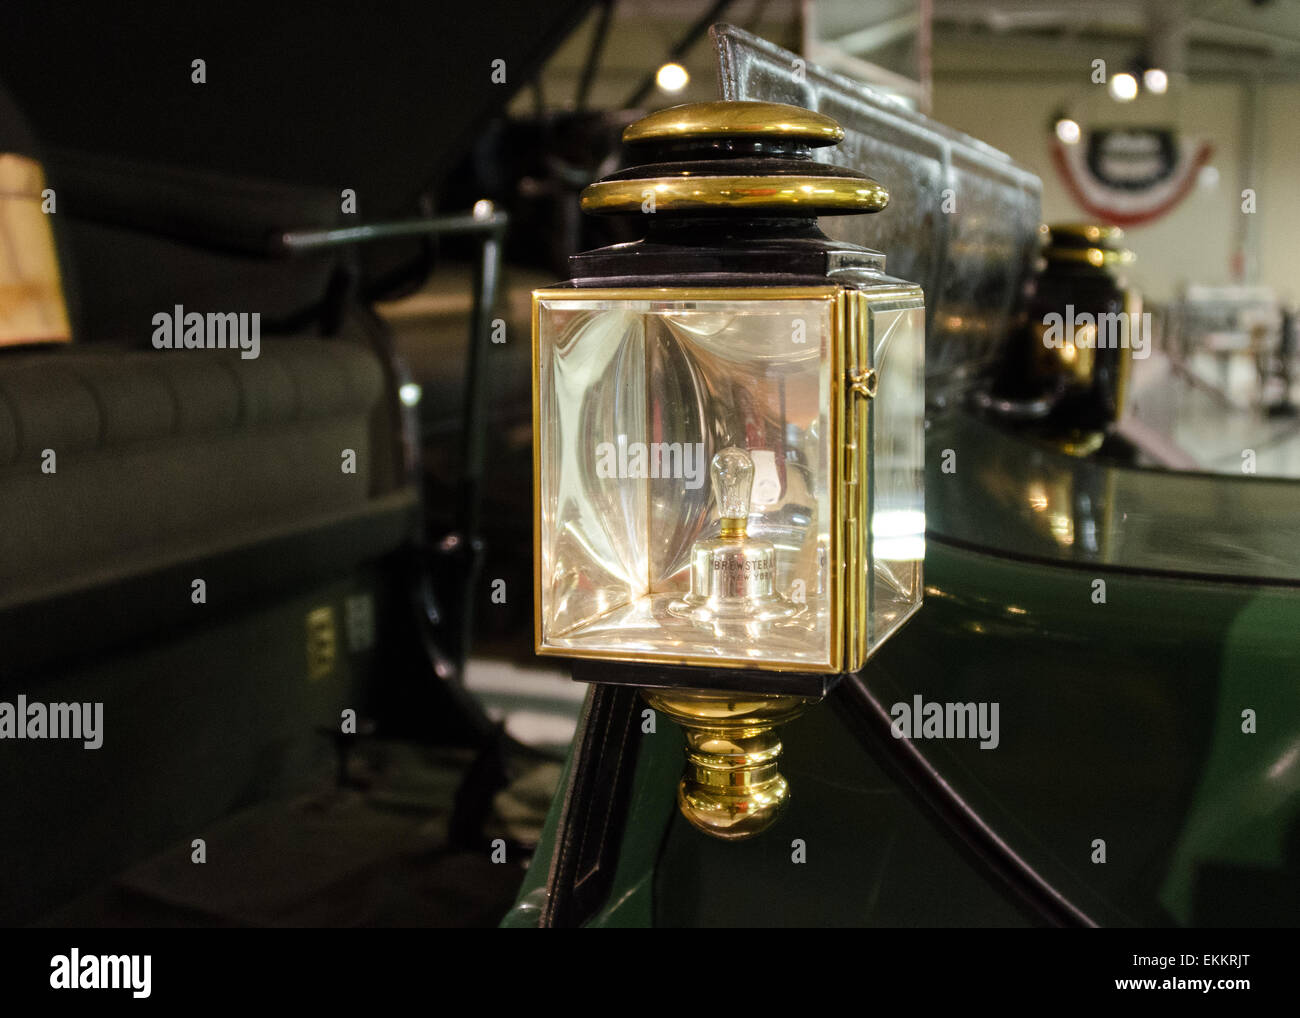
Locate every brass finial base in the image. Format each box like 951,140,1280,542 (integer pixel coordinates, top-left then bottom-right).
641,689,808,840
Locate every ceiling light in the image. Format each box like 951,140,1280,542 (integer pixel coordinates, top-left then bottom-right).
1109,72,1138,102
1054,118,1081,144
1144,68,1168,94
656,63,689,93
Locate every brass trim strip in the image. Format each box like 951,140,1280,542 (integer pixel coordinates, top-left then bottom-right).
1043,245,1135,267
531,293,544,655
838,290,858,671
534,286,843,303
580,175,889,215
851,290,871,670
829,290,845,674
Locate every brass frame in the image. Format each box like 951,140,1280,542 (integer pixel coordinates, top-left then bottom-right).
531,283,925,676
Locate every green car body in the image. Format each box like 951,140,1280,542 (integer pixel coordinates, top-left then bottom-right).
507,411,1300,927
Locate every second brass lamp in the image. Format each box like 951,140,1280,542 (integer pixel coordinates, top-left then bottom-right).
531,101,926,839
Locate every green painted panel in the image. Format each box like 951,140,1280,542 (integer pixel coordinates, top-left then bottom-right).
516,410,1300,927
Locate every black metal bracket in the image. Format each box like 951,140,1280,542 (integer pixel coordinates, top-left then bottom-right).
569,658,843,700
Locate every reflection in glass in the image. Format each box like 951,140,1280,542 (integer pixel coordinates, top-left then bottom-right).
537,297,834,668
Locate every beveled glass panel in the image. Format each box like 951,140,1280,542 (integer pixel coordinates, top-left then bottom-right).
536,294,835,669
869,303,926,650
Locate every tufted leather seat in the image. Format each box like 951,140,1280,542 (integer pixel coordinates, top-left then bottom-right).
0,338,388,606
0,73,424,926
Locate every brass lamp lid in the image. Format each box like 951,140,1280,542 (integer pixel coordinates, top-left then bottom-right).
1040,222,1134,267
1044,222,1125,247
581,100,888,217
622,101,845,147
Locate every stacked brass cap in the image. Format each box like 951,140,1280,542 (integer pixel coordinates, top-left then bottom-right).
580,100,889,217
1040,222,1135,268
642,689,810,841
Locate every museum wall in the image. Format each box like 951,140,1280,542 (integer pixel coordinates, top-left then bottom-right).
933,77,1298,302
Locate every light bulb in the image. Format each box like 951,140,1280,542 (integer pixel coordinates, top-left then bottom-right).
712,447,754,532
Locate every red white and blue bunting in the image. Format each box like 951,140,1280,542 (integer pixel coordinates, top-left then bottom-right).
1050,127,1214,227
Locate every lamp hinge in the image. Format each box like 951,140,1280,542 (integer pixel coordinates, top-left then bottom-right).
848,366,878,400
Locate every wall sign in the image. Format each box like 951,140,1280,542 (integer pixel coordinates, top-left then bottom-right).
1052,125,1213,227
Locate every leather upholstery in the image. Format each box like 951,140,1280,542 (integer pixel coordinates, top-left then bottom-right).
0,338,385,606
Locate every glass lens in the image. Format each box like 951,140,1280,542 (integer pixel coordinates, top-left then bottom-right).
537,295,835,669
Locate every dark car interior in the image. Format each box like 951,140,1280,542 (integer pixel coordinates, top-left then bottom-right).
0,1,594,927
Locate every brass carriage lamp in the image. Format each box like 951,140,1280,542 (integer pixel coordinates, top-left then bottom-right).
1033,222,1140,438
532,101,926,839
